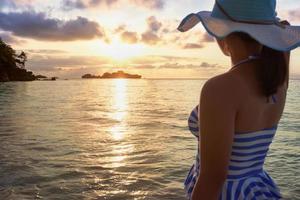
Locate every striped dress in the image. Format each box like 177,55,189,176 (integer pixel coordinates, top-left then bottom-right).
184,105,282,200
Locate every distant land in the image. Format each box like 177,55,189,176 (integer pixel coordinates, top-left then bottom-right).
35,75,58,81
0,38,35,81
0,38,55,82
82,71,142,79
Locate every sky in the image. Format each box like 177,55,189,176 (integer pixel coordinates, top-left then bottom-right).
0,0,299,79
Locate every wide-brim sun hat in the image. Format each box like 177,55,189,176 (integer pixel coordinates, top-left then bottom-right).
178,0,300,52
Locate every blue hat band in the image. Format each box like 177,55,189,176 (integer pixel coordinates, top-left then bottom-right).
211,0,284,28
211,0,277,22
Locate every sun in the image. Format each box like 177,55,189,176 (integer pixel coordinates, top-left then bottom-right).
104,38,145,61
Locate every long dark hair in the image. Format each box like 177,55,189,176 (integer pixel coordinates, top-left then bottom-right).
258,46,289,96
234,32,289,97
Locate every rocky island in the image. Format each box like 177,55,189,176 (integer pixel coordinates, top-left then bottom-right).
82,71,142,79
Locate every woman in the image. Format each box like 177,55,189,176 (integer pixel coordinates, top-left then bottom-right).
178,0,300,199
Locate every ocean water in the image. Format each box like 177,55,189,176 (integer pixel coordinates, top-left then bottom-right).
0,79,299,200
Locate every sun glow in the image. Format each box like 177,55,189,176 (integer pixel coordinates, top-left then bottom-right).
104,38,145,61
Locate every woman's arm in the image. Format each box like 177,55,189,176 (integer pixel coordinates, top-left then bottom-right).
192,76,238,200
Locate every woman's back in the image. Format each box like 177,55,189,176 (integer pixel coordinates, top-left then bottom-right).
184,60,289,200
226,62,288,133
177,0,299,198
184,65,287,199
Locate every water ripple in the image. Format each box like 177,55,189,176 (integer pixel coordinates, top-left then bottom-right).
0,79,299,199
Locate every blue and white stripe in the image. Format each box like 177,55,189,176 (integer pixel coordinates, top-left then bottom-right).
184,105,282,199
188,105,200,137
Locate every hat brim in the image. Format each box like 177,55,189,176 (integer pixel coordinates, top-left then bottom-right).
178,11,300,52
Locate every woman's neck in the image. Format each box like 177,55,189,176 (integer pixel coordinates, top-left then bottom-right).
230,48,261,66
231,53,253,66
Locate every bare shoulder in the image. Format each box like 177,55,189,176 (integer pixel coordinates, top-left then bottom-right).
201,72,244,106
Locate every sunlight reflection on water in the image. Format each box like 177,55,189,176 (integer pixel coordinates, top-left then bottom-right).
110,79,128,141
0,79,299,199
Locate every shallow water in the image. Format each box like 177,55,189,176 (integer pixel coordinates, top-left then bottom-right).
0,79,299,199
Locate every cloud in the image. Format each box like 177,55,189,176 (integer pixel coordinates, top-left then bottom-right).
140,18,213,48
25,49,68,54
25,53,222,78
61,0,86,10
183,43,203,49
130,64,157,69
0,0,36,11
158,63,183,69
24,52,227,79
130,0,164,10
0,32,24,44
141,31,160,45
26,54,115,78
118,61,221,70
61,0,119,10
114,24,126,33
121,31,138,44
128,55,204,65
141,16,162,45
0,11,107,41
158,62,221,69
287,8,300,22
199,62,219,68
115,16,163,45
0,0,15,9
202,33,214,42
90,0,118,6
180,31,215,49
27,55,111,69
114,25,139,44
60,0,164,10
146,16,162,32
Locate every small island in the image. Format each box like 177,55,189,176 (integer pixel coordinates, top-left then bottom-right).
35,75,58,81
82,71,142,79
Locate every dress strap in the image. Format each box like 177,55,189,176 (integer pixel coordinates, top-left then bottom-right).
272,94,277,103
231,55,278,105
267,94,277,104
230,55,261,71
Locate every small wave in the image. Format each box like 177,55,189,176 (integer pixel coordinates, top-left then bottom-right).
54,170,88,180
29,146,53,151
81,165,111,171
0,186,13,199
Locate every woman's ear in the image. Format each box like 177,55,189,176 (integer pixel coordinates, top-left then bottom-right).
216,39,231,57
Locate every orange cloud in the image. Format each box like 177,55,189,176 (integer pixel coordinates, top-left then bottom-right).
130,0,164,10
121,31,139,44
141,31,160,45
288,8,300,22
183,43,203,49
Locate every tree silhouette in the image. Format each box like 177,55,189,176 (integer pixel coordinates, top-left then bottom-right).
0,38,17,69
0,38,35,81
16,51,27,69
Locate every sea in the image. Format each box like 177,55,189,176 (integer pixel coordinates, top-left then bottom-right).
0,79,299,200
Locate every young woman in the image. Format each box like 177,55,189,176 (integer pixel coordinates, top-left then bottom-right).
178,0,300,199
